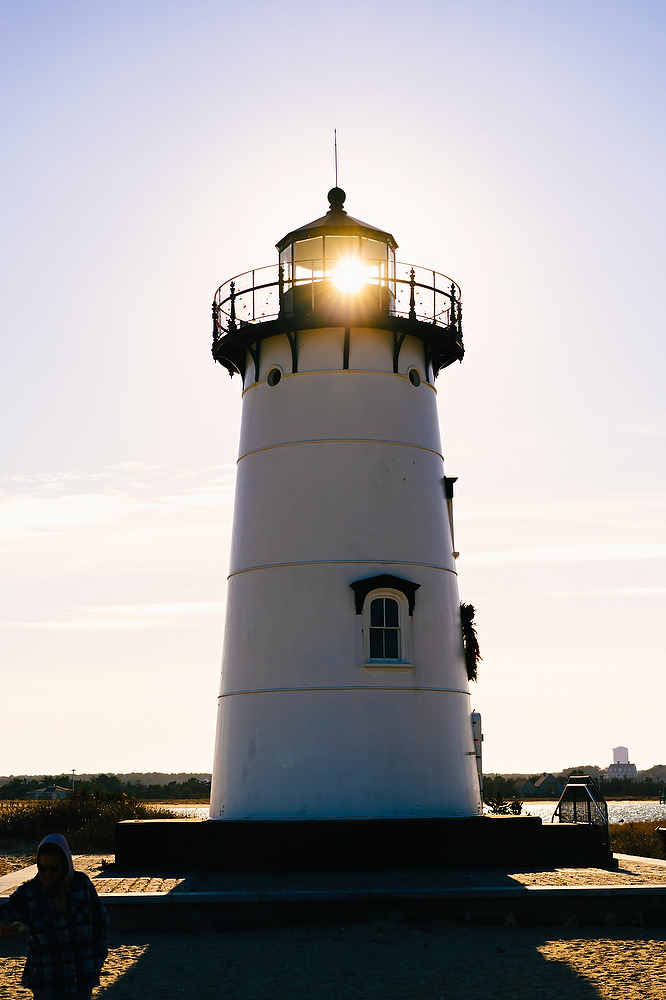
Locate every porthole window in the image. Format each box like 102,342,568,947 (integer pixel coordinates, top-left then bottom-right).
408,367,421,387
266,367,282,387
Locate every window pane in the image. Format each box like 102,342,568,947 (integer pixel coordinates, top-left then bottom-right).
323,235,360,262
359,238,388,263
293,236,323,267
384,598,399,628
370,599,384,627
384,629,399,659
369,628,384,658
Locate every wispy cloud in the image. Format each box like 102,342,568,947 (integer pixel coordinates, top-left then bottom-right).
634,420,666,439
1,602,225,630
0,465,236,543
534,588,666,598
462,543,666,564
107,462,167,473
577,587,666,596
0,493,132,542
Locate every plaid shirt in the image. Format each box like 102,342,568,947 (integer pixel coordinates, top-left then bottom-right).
0,871,109,994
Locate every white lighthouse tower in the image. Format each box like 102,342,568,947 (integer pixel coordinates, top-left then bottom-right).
209,188,481,822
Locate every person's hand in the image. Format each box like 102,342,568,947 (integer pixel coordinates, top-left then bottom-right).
0,920,26,937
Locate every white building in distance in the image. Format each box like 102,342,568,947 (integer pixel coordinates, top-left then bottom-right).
601,745,638,781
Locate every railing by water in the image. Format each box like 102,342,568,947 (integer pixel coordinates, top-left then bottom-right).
552,775,610,845
212,262,462,338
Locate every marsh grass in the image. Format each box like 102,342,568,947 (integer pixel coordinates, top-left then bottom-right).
3,799,662,865
609,820,666,860
0,792,176,853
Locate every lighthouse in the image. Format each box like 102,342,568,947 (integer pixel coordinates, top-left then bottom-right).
209,188,481,822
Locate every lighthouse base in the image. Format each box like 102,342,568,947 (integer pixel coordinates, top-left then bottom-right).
116,815,560,872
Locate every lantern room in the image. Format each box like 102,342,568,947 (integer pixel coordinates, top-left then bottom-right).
277,186,397,308
212,189,464,380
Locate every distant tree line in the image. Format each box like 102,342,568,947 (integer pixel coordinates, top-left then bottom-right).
483,771,666,801
598,775,666,798
483,774,522,800
0,774,211,800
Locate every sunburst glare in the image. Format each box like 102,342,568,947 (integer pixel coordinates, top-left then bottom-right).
332,259,370,293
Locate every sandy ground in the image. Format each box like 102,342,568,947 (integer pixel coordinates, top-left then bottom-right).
2,917,666,999
0,858,32,879
4,852,666,998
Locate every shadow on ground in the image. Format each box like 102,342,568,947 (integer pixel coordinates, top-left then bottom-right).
4,913,666,999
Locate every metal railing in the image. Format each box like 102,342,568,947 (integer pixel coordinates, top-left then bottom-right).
552,775,610,846
212,262,462,339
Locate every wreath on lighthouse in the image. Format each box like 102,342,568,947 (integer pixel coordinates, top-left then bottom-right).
460,602,482,682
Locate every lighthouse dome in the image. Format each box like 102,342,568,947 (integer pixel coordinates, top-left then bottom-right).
276,187,398,272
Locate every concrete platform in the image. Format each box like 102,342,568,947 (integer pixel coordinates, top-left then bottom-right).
3,853,666,931
114,815,616,871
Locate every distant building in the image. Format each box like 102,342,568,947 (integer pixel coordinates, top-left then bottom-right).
29,785,72,800
600,746,638,781
514,774,564,798
514,778,537,797
534,773,564,797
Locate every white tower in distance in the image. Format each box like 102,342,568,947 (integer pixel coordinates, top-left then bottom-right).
209,188,481,822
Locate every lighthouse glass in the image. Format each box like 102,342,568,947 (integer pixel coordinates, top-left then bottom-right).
292,237,325,282
280,235,395,297
324,235,361,262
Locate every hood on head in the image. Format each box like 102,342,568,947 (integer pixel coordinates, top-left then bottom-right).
37,833,74,889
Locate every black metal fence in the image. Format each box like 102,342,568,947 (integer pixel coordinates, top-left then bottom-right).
213,262,461,338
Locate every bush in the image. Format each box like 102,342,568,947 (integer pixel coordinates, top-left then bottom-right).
609,821,666,860
485,794,523,815
0,792,177,852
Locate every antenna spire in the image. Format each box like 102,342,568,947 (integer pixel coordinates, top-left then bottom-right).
334,129,338,187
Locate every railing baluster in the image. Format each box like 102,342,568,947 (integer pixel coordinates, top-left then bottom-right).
229,281,237,332
212,301,220,343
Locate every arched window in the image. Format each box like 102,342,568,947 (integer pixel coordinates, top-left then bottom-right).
350,575,419,670
362,589,411,667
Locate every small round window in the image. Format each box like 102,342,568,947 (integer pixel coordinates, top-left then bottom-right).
408,368,421,387
266,367,282,387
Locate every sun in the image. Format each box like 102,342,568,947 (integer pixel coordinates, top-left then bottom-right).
332,258,370,294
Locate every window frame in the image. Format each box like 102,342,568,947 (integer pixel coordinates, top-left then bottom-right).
350,573,419,671
362,588,413,670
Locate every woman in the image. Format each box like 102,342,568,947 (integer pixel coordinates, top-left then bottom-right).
0,833,109,999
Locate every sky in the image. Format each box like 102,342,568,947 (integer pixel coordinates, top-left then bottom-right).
1,0,664,778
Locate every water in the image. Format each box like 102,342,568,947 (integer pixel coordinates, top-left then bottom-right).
153,804,209,819
160,802,666,824
520,800,666,824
